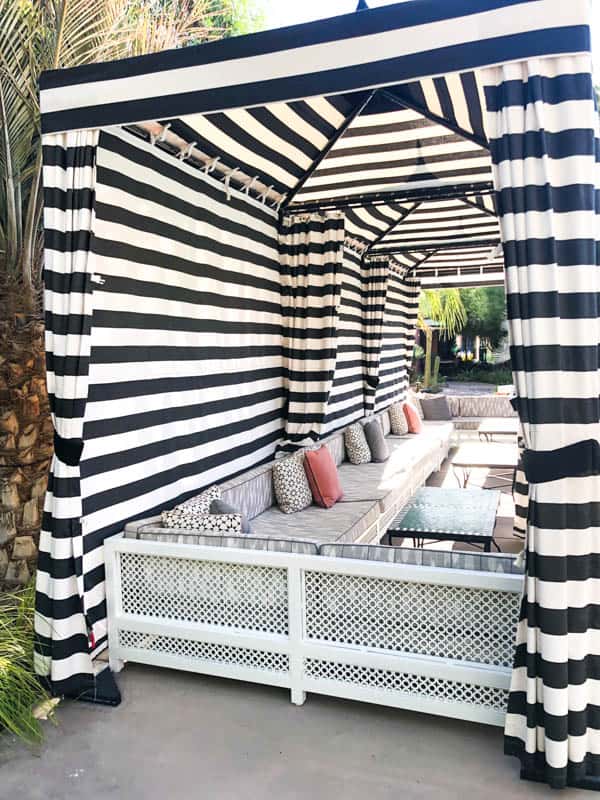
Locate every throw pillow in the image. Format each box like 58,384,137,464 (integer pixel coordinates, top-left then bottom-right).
389,403,409,435
363,418,389,462
210,499,252,534
403,402,422,434
344,422,372,465
304,446,344,508
273,453,313,514
161,484,221,528
420,395,452,421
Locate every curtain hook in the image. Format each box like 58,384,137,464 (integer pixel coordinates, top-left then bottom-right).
178,141,196,161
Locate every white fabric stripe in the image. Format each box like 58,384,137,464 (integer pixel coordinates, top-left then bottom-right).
40,1,589,119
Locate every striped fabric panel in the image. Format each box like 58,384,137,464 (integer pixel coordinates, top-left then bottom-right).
39,1,591,134
323,248,367,433
79,127,285,650
279,212,345,450
35,130,100,694
483,55,600,789
362,257,389,414
370,196,500,254
173,94,353,196
343,202,410,247
375,267,420,411
296,106,493,204
388,70,488,145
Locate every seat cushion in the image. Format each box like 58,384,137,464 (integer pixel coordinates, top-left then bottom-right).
250,499,380,545
337,462,411,515
124,520,318,555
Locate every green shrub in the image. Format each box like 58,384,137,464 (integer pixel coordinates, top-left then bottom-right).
449,366,513,385
0,583,49,743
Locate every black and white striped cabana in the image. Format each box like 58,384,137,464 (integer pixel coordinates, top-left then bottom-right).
37,0,599,789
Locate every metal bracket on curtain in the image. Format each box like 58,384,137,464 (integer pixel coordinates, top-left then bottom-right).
53,432,84,467
522,440,600,484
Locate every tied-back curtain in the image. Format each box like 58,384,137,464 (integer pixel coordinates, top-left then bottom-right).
35,130,100,696
483,55,600,790
362,256,389,415
278,212,344,451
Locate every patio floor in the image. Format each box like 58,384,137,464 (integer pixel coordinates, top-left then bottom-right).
0,663,585,800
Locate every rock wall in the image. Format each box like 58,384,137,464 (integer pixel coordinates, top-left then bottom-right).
0,312,52,589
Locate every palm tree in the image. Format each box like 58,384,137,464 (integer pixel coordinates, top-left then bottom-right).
0,0,251,299
417,288,466,389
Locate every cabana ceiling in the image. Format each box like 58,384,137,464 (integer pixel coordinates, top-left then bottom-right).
157,78,500,285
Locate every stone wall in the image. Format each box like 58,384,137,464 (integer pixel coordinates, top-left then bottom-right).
0,312,52,589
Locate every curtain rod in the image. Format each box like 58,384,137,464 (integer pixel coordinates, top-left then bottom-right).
129,121,285,210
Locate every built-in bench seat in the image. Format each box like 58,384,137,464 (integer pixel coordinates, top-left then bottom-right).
124,411,453,552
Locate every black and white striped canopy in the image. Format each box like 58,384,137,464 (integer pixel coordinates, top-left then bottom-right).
38,0,590,281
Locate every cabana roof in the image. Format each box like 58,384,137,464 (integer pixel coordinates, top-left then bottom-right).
39,0,590,285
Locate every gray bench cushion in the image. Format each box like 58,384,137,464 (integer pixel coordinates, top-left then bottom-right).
123,518,318,555
250,499,380,545
219,460,275,520
320,543,524,574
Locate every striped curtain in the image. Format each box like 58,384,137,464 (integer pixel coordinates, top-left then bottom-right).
279,213,344,450
35,130,99,695
375,265,420,411
362,256,389,414
483,56,600,789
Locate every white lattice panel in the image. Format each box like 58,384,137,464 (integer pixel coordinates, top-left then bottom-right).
120,630,289,674
304,658,508,711
119,552,288,635
304,571,519,667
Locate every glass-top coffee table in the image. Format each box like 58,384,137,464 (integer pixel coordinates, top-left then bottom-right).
387,487,501,552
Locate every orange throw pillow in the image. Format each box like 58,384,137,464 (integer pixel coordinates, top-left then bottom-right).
403,402,422,434
304,446,344,508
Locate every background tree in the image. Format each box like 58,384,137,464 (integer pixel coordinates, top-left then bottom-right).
417,288,466,389
0,0,264,300
458,286,507,351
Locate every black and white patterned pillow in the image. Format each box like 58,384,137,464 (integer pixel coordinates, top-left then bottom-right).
273,454,313,514
344,423,372,465
389,403,409,435
161,484,221,528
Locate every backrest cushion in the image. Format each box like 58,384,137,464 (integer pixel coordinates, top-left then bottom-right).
403,403,423,434
379,411,391,437
459,395,517,419
220,461,276,520
344,422,372,465
317,432,345,466
389,403,409,435
446,396,461,417
272,453,313,514
363,419,390,463
304,446,344,508
419,395,452,421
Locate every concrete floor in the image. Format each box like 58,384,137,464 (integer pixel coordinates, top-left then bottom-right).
0,664,586,800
